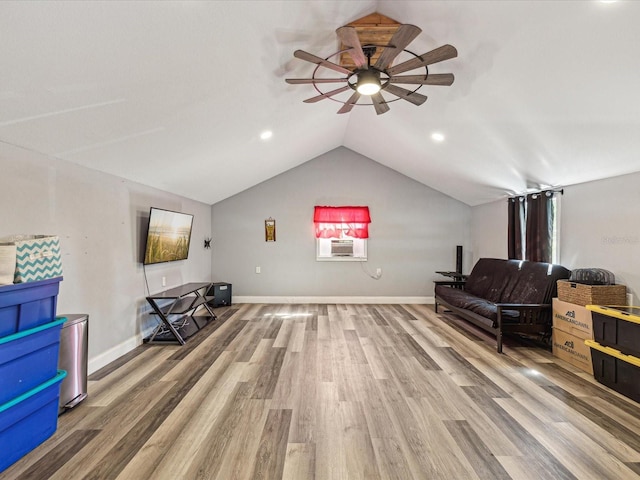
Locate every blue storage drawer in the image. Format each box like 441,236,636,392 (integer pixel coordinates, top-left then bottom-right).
0,317,66,405
0,277,62,337
0,370,66,473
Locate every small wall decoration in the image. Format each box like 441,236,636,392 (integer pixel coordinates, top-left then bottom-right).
204,237,212,249
265,218,276,242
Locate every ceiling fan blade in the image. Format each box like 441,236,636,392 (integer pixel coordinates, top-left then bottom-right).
337,92,361,114
304,86,352,103
336,26,367,68
286,78,348,84
383,84,427,106
371,92,390,115
389,73,455,86
294,50,352,75
374,24,422,70
387,44,458,76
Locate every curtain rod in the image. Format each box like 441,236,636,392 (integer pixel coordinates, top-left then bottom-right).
509,188,564,199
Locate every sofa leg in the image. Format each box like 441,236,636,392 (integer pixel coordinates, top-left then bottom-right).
435,302,439,314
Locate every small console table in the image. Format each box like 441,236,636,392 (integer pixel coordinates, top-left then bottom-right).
435,271,468,282
435,271,468,290
145,282,217,345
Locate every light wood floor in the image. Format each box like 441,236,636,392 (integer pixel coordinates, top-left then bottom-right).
3,303,640,480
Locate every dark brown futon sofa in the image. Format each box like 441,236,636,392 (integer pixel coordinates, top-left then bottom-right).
434,258,571,353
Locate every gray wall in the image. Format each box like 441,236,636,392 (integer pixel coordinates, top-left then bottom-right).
0,142,212,373
470,171,640,304
211,147,472,300
560,172,639,305
470,200,507,264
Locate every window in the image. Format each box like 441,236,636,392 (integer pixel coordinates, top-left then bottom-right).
314,206,370,262
316,231,368,261
508,190,561,264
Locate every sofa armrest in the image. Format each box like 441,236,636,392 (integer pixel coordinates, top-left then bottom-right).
496,303,551,327
494,303,553,353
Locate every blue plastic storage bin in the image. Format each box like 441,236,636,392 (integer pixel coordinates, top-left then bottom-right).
0,317,66,405
0,370,67,473
0,277,62,337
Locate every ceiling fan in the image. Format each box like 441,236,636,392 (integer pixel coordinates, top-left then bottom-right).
285,24,457,115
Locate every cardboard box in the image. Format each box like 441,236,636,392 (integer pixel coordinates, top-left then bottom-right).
552,328,593,374
552,298,593,339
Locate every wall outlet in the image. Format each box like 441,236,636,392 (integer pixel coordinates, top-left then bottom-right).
162,276,166,287
255,266,261,274
376,268,382,277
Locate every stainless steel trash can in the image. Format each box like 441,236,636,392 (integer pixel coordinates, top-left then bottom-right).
57,314,88,414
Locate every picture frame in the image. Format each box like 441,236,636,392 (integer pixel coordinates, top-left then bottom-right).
265,218,276,242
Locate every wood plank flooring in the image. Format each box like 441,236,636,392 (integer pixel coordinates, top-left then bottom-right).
3,303,640,480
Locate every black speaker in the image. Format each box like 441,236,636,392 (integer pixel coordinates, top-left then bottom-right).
456,245,463,274
207,282,232,307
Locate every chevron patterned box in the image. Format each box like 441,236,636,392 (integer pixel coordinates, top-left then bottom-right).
12,236,63,284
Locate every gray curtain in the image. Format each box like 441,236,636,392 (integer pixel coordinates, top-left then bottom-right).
525,192,554,263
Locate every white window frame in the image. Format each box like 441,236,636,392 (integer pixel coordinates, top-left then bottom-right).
316,227,368,262
551,194,561,265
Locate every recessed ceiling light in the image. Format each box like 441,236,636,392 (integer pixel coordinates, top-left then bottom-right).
431,132,445,143
260,130,273,140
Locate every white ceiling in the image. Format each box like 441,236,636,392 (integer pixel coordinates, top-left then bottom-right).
2,1,639,207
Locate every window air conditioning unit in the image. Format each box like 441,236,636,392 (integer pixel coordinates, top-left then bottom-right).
331,239,354,257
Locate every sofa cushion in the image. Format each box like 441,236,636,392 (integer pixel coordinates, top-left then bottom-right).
463,258,516,302
435,285,495,322
435,284,520,327
500,261,570,304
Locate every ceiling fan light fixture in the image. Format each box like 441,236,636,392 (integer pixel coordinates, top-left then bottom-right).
286,22,457,114
356,69,381,96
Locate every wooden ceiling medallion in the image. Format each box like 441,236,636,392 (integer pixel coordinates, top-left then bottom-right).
339,13,402,69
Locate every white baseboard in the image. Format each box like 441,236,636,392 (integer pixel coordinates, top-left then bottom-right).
87,334,144,376
233,296,434,304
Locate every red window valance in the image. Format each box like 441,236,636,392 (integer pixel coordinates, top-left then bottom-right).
313,206,371,239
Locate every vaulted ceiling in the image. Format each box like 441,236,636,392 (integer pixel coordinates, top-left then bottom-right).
2,1,639,206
